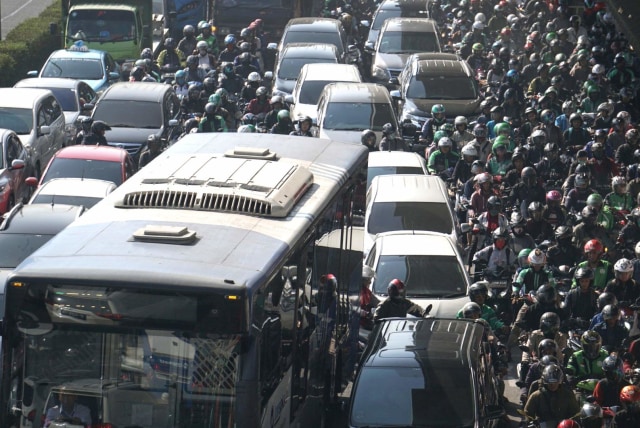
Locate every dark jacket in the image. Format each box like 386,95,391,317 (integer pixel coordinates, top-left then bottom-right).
374,297,423,321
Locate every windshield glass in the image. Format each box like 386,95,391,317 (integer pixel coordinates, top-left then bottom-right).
351,366,474,427
47,88,79,111
378,31,439,54
31,194,103,208
367,201,453,235
407,75,478,100
67,10,136,42
279,57,337,80
42,58,104,80
373,254,467,297
0,107,33,134
283,32,342,54
42,158,123,186
367,166,424,188
323,102,395,132
93,100,162,128
221,0,283,6
0,234,55,268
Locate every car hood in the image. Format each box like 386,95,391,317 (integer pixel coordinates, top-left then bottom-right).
106,127,158,145
374,52,410,72
273,78,295,96
407,97,481,118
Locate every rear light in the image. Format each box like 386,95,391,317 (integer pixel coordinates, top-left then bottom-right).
93,424,113,428
27,410,36,421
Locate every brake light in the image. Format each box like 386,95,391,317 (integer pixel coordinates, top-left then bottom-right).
93,424,113,428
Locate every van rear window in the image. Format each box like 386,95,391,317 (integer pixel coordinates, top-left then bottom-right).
367,201,453,235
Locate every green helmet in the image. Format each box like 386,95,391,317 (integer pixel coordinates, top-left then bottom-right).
442,122,455,134
208,93,221,106
492,136,509,153
237,124,256,133
518,248,532,259
587,193,603,207
431,104,445,115
277,109,290,122
494,122,511,136
545,32,557,43
433,130,447,144
472,43,484,52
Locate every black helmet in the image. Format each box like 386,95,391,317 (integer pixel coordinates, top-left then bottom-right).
361,129,376,146
554,225,572,240
186,55,199,66
469,282,489,301
204,102,216,114
521,166,537,186
147,134,161,145
462,302,482,318
541,363,563,385
540,312,560,336
188,83,201,99
91,120,111,133
580,402,603,424
538,338,558,357
387,278,405,297
536,284,557,306
581,330,602,359
203,77,216,92
597,292,617,311
492,227,509,241
574,266,594,282
164,37,175,49
487,196,502,216
382,123,395,136
130,66,145,81
540,355,559,367
602,304,620,321
183,24,195,36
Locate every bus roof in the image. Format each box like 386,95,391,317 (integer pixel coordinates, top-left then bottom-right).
10,134,367,294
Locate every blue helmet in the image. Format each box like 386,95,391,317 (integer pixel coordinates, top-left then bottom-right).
506,69,519,81
224,34,236,45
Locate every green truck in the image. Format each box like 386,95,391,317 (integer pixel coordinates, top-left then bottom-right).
62,0,153,63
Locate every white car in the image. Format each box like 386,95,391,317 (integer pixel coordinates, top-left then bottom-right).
365,231,469,318
29,177,116,208
366,151,428,189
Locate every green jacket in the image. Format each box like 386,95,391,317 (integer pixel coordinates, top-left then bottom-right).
456,303,504,331
566,348,608,380
572,260,613,290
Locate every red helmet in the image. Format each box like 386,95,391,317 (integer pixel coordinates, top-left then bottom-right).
584,239,603,254
557,420,580,428
546,190,562,202
501,27,512,37
620,385,640,404
387,279,405,297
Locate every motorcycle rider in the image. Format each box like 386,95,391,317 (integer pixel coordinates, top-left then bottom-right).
269,110,294,135
486,136,511,178
218,62,244,95
525,318,568,377
240,71,262,102
509,166,546,219
564,267,599,323
359,266,378,330
195,40,217,72
455,282,506,335
198,102,227,133
183,55,206,83
508,212,536,255
472,197,509,249
592,304,629,352
547,225,582,269
452,143,478,187
374,279,424,320
566,330,609,384
218,34,241,63
427,137,459,178
419,104,447,144
138,135,163,170
618,208,640,257
524,364,580,425
290,116,313,137
573,205,615,251
173,70,189,98
245,86,270,116
573,239,614,290
361,129,377,152
81,120,110,145
564,173,595,214
264,95,284,130
615,385,640,428
157,37,185,72
177,24,197,58
513,249,555,297
593,355,630,408
196,21,218,56
452,116,475,148
525,201,554,243
181,83,205,115
605,258,640,304
472,227,517,277
605,176,634,214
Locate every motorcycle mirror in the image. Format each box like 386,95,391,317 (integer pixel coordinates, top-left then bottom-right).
460,223,472,233
423,304,433,317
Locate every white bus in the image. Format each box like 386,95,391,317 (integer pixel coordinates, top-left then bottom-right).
1,133,367,428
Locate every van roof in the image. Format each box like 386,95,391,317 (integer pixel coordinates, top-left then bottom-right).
99,82,172,102
370,174,448,202
382,17,438,31
379,0,429,11
375,231,457,256
282,43,339,59
321,82,391,103
285,17,342,32
300,63,361,82
368,151,425,168
414,58,473,77
0,88,53,108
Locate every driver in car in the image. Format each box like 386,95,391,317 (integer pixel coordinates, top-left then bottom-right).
44,390,92,428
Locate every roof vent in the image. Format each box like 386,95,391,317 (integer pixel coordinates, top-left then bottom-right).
116,154,314,217
132,225,197,245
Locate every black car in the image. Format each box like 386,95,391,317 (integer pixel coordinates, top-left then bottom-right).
349,318,504,428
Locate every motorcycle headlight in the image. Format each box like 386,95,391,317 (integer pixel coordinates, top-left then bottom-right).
372,66,390,80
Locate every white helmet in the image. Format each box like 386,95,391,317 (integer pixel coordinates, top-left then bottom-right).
455,116,468,126
635,241,640,257
506,14,517,25
577,35,590,47
474,13,486,23
614,258,634,273
438,137,453,148
528,248,546,266
592,64,605,75
597,102,611,114
196,40,208,50
362,265,376,280
476,172,491,184
461,144,478,157
472,21,485,30
612,176,626,187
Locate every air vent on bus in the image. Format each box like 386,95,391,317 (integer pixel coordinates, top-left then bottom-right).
116,155,314,218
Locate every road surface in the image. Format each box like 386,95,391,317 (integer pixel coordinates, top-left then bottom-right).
1,0,57,39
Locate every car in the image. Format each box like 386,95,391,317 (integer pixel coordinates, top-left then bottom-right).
29,177,116,208
316,82,399,144
364,231,469,317
14,78,99,144
364,0,430,57
390,52,482,128
364,174,458,256
0,88,67,178
288,63,362,124
0,129,31,214
0,203,84,275
34,145,135,187
370,17,440,86
366,151,428,189
272,43,340,98
90,82,182,163
28,42,121,93
349,317,504,428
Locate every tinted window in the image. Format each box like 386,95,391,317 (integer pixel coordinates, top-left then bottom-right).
351,366,474,427
284,32,343,54
367,166,424,188
47,88,79,111
31,194,103,208
372,9,401,31
67,10,136,42
373,254,467,297
323,102,395,132
0,233,55,268
378,31,438,54
0,107,33,134
93,100,162,128
367,201,453,234
407,75,478,99
42,58,104,80
279,57,337,80
42,158,123,185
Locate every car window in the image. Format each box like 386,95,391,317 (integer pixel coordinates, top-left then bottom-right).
407,75,478,100
0,107,33,134
79,82,97,104
283,32,343,56
351,366,474,426
105,54,117,73
93,100,162,128
41,96,63,125
279,57,337,80
323,102,395,132
125,156,136,178
373,254,466,297
7,136,21,164
372,9,401,31
42,158,124,185
367,201,453,235
378,31,438,54
37,106,48,128
47,88,78,112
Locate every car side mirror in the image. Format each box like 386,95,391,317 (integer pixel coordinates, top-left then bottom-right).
364,40,374,52
10,159,25,171
267,42,278,51
389,89,400,99
39,125,51,136
109,72,120,81
360,20,370,28
82,103,94,112
168,119,179,127
27,70,38,77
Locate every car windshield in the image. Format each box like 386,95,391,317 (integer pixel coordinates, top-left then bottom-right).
279,57,337,80
350,366,474,427
0,107,33,134
367,201,453,235
42,58,104,80
67,10,136,42
407,75,478,100
367,166,424,188
378,31,439,54
42,158,123,186
323,102,395,132
0,233,55,268
31,194,103,208
373,254,467,297
46,88,79,111
283,33,342,54
221,0,282,6
93,100,162,128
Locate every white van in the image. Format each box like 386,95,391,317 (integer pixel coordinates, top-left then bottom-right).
364,174,458,256
288,63,362,123
317,82,399,144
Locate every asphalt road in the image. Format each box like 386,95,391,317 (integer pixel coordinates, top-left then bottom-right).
0,0,57,39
